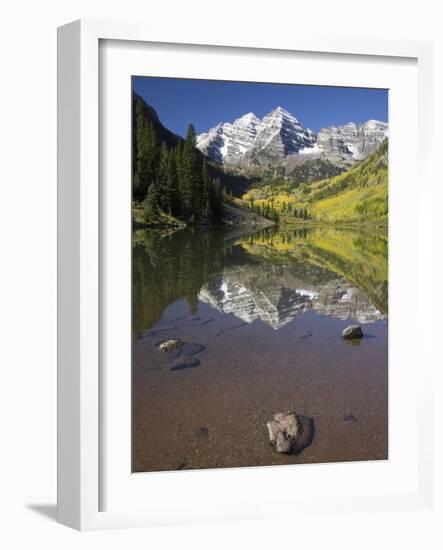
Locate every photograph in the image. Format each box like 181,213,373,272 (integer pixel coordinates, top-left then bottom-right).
131,76,388,473
1,0,438,541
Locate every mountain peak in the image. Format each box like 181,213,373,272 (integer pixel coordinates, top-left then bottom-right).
267,106,296,119
274,105,290,114
233,112,261,127
197,107,388,170
239,111,259,121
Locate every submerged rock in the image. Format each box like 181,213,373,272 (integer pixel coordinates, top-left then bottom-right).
158,339,184,352
181,343,205,358
170,357,200,371
155,340,205,371
342,325,363,340
267,411,300,454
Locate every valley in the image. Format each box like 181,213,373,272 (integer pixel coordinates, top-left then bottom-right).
132,94,388,228
239,139,388,225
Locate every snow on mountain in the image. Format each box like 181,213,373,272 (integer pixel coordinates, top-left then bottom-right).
298,143,321,155
241,107,316,165
197,107,388,170
196,112,261,165
317,120,388,160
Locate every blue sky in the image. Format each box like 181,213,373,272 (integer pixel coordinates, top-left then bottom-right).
133,76,388,137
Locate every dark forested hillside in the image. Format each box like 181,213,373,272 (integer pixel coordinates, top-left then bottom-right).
132,94,252,226
133,93,228,225
132,92,181,150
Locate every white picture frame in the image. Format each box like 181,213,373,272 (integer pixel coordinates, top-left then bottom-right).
57,19,434,531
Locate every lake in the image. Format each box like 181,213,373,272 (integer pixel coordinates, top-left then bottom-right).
132,225,388,472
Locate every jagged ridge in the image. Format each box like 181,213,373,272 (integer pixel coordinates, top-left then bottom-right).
197,106,388,175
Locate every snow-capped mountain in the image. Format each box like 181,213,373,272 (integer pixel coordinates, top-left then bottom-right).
197,106,316,167
241,107,316,165
197,106,388,172
196,112,261,165
316,120,388,161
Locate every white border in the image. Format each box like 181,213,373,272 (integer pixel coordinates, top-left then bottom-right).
57,19,433,530
101,39,419,512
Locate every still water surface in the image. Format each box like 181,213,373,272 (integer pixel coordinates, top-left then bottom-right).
132,226,388,472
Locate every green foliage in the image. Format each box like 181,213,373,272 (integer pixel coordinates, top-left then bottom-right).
143,184,160,221
306,140,388,223
133,112,225,224
135,119,158,202
244,140,388,225
245,199,280,223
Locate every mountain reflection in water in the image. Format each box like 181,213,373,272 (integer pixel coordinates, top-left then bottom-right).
132,225,388,337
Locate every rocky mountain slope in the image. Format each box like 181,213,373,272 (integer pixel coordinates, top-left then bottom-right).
316,120,388,160
197,106,388,179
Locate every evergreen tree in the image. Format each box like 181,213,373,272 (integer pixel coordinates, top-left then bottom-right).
167,150,178,215
143,183,160,222
133,171,141,200
158,143,170,213
180,124,201,218
133,98,145,188
201,159,211,218
208,177,223,220
136,121,159,202
133,103,227,225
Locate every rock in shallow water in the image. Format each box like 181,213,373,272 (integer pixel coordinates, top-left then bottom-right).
158,339,184,352
181,343,205,357
275,432,292,453
342,325,363,340
267,411,300,454
155,340,205,371
170,357,200,371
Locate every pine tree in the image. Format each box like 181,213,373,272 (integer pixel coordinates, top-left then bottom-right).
201,159,210,218
208,177,222,220
133,171,141,200
167,150,178,215
133,101,227,224
180,124,201,219
136,121,159,202
133,98,145,188
158,143,170,213
143,183,160,222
